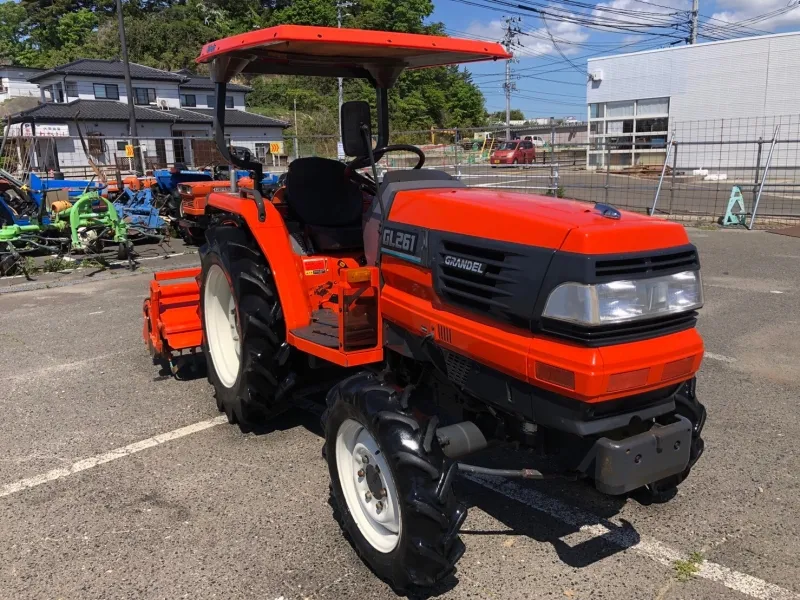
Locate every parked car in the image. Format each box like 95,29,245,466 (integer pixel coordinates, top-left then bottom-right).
490,139,536,165
523,135,546,148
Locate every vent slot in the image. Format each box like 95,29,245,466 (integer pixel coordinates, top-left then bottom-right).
437,239,516,314
444,350,473,387
437,324,452,344
595,249,698,278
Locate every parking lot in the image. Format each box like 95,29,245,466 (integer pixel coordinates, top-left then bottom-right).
0,227,799,600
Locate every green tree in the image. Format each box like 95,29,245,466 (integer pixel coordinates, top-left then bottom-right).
488,109,525,122
0,1,28,63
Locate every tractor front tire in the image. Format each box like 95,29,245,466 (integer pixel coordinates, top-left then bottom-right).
323,372,467,591
200,225,292,430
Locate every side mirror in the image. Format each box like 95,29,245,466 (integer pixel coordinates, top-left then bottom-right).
341,101,372,158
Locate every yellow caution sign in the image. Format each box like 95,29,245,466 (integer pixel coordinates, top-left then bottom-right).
269,141,285,155
124,144,135,158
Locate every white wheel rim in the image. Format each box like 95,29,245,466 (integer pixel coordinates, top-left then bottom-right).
204,264,241,388
335,419,401,553
179,201,185,218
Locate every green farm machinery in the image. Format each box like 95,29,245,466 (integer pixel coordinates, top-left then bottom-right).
0,188,132,277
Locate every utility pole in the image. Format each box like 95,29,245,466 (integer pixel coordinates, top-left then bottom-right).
501,17,521,141
689,0,699,44
115,0,145,174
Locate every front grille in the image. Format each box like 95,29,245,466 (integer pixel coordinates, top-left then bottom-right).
541,311,697,347
182,197,195,209
595,249,698,279
436,240,519,314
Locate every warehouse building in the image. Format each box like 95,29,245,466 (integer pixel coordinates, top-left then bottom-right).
586,31,800,170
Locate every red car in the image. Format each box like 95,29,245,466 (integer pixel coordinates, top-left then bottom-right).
490,139,536,165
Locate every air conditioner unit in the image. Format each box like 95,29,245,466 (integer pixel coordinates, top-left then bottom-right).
589,70,603,82
157,98,170,110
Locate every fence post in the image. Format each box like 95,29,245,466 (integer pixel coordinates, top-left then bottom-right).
752,138,763,209
749,125,780,230
650,132,675,215
604,141,611,205
668,141,678,215
454,127,461,178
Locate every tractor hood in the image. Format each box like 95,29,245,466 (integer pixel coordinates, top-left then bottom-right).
388,187,691,254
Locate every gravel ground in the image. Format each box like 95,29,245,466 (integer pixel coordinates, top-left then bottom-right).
0,227,798,600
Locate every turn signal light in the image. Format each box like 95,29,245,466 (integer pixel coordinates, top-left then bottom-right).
535,362,576,390
346,268,372,283
607,368,650,392
661,357,694,381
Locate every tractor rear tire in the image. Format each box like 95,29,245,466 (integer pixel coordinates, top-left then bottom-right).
200,225,292,430
323,372,467,591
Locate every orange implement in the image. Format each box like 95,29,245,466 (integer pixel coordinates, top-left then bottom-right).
143,268,203,367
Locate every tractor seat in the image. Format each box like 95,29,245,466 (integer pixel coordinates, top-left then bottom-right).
285,157,364,252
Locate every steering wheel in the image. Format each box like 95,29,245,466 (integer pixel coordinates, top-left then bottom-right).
346,144,426,173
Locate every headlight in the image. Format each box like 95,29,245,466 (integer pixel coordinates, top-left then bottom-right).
542,270,703,326
177,184,192,195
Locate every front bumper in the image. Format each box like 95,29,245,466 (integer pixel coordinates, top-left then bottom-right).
580,416,691,494
575,382,706,495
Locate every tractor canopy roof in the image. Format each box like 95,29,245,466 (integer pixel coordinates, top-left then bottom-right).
197,25,511,87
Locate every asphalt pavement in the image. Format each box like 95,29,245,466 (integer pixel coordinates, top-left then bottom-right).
0,227,799,599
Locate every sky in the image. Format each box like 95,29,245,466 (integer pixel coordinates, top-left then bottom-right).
429,0,800,121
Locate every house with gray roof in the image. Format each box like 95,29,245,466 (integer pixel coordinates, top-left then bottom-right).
9,59,288,174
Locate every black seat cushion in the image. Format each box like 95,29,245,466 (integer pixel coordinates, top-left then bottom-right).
285,157,363,227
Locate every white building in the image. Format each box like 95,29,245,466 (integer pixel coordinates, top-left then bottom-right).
586,31,800,169
9,59,287,174
0,65,43,103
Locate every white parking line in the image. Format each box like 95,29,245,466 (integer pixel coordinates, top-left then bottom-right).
468,475,800,600
474,178,531,188
0,416,226,499
704,351,737,364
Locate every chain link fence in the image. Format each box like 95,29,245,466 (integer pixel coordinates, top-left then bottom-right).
4,115,800,228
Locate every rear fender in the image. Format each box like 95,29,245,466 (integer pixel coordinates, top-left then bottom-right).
207,191,313,330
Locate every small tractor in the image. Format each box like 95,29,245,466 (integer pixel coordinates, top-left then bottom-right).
143,26,707,591
176,172,281,244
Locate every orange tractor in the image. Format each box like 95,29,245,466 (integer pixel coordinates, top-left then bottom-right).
175,176,256,244
143,25,706,590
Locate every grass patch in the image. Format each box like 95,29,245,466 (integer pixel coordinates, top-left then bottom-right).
674,551,704,582
42,257,75,273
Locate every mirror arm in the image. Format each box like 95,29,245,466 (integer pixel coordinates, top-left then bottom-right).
361,124,387,227
214,81,263,183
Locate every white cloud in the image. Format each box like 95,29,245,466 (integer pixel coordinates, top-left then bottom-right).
465,18,589,59
710,0,800,31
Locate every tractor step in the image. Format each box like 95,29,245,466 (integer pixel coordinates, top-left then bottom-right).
291,309,340,348
286,267,384,368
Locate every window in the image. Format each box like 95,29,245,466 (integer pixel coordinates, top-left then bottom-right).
207,95,234,108
180,94,196,107
606,101,634,118
589,103,604,119
636,97,669,116
133,87,156,105
43,84,65,103
65,81,78,98
94,83,119,100
117,141,127,151
86,133,106,158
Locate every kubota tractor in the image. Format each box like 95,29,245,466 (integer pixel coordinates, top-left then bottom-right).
143,25,707,591
176,173,281,244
